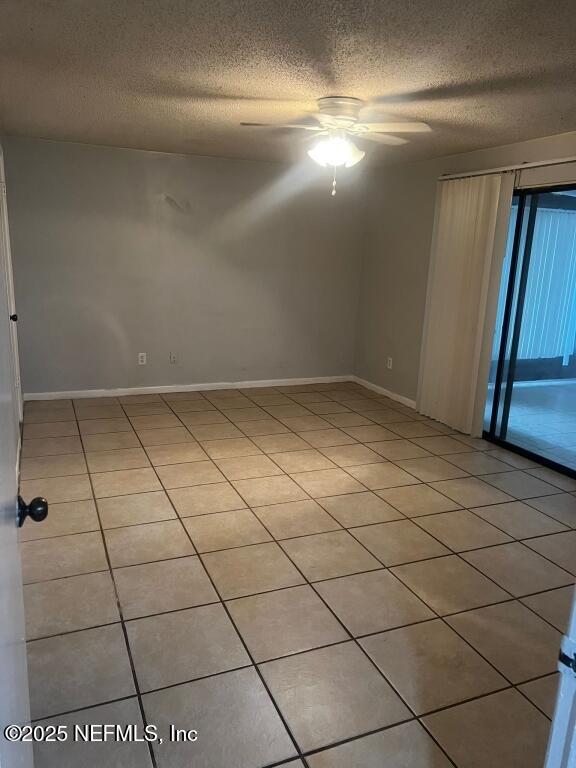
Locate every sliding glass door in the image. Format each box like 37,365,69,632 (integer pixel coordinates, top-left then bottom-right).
485,185,576,475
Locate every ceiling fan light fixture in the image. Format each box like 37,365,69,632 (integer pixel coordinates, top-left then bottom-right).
344,142,366,167
307,135,365,168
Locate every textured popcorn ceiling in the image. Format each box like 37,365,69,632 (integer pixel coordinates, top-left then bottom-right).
1,0,576,164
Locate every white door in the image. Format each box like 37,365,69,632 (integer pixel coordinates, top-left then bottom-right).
0,148,22,424
545,587,576,768
0,145,33,767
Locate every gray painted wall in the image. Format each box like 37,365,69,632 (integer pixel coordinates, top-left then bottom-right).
356,131,576,401
6,130,576,400
4,138,365,394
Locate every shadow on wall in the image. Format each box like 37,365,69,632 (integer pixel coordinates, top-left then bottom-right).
147,160,366,382
6,138,366,393
198,162,328,243
159,160,351,246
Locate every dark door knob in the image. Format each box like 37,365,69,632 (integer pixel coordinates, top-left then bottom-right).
18,496,48,527
9,314,17,321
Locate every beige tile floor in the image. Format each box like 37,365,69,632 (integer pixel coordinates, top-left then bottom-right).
18,382,576,768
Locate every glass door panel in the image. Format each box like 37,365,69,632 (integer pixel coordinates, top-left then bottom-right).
486,186,576,474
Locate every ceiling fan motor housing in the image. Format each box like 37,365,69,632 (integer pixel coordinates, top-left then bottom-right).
317,96,363,125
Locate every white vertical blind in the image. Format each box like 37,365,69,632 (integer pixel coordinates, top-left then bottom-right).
417,173,514,435
519,208,576,363
493,204,576,365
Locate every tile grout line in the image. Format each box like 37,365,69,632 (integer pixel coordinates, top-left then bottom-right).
278,479,567,723
341,502,570,689
237,476,463,767
63,401,159,768
21,488,574,641
118,397,309,767
155,389,437,764
308,513,525,689
24,396,576,501
23,424,574,643
19,482,575,542
20,385,573,762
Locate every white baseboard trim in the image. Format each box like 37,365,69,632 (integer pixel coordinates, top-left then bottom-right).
24,375,354,401
24,374,417,408
351,376,417,409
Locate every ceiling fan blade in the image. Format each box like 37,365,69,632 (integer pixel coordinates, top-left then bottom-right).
127,78,307,104
359,133,409,146
360,121,431,133
316,115,365,132
368,69,567,105
240,122,322,130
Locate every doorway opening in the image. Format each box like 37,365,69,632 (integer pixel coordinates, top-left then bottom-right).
484,184,576,476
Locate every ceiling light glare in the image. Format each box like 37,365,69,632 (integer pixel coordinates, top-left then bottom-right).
307,136,365,168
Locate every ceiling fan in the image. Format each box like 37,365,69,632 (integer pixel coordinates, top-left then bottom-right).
241,96,431,173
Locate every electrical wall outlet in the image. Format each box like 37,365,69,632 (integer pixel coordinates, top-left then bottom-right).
387,357,393,370
169,352,177,365
138,352,147,365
